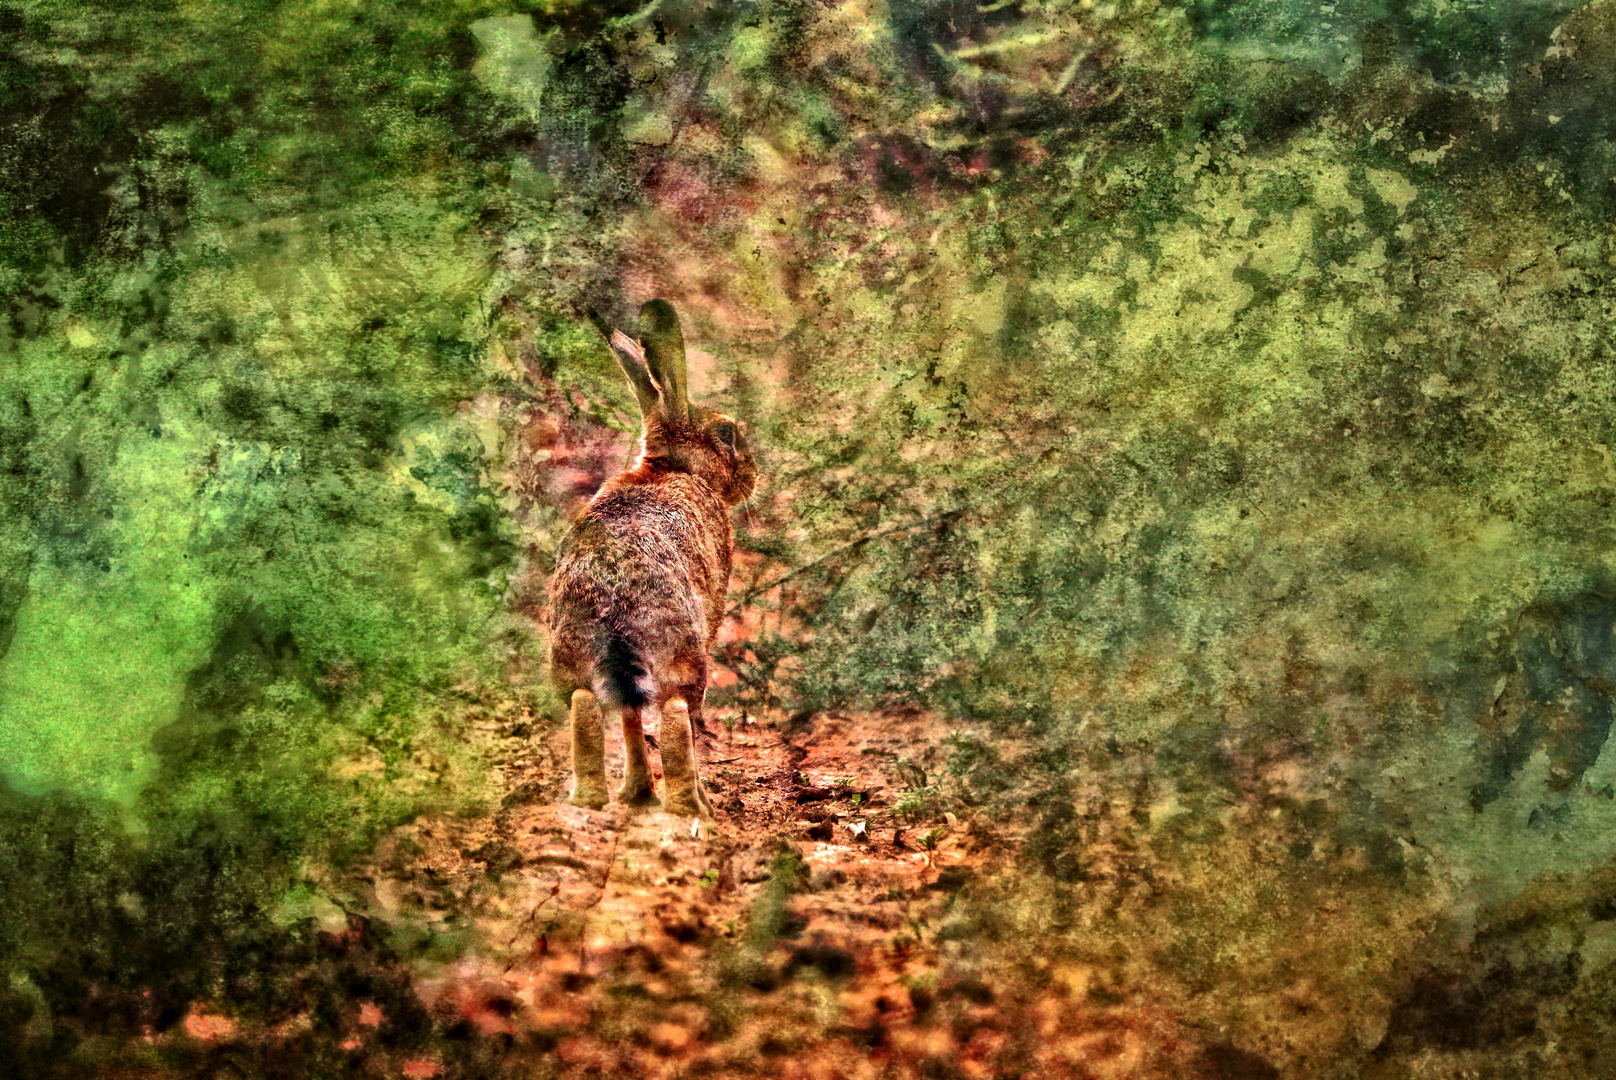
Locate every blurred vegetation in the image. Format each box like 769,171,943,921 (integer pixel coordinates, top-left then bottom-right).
0,0,532,1066
5,0,1616,1073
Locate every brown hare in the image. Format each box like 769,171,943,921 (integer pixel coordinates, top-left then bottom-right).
549,299,757,817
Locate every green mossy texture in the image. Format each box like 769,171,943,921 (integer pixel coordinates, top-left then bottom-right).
0,0,528,1059
4,0,1616,1071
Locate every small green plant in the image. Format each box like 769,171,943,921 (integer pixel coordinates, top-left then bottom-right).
699,867,720,888
798,771,813,786
850,792,864,810
901,971,939,995
894,785,939,822
746,850,807,948
917,825,948,867
943,731,994,780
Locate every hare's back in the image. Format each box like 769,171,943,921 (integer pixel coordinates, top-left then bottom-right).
549,481,727,669
552,514,699,619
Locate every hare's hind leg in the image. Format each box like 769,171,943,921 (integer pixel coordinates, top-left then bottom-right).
660,698,712,818
566,689,608,810
618,704,656,805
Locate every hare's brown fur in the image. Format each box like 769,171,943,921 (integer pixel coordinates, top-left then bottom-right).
549,301,755,814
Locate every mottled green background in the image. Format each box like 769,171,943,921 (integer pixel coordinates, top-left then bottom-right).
4,0,1616,1075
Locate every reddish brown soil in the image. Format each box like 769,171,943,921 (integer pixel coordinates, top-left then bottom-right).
383,707,1038,1079
151,705,1218,1079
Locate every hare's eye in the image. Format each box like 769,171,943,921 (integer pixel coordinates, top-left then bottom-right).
714,422,736,448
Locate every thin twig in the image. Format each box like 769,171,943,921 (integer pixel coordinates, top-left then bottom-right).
503,876,562,963
725,502,984,619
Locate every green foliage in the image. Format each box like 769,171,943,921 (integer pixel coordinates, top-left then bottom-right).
5,0,1616,1066
1181,0,1582,86
714,846,807,993
894,785,942,823
0,0,533,1046
744,848,807,950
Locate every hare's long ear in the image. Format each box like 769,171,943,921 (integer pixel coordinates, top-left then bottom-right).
638,299,689,423
589,309,660,419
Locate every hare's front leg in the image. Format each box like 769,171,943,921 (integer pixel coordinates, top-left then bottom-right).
566,689,608,810
619,704,656,805
660,698,712,818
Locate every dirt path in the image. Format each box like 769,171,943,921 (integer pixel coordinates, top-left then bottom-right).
161,705,1200,1079
345,706,1007,1077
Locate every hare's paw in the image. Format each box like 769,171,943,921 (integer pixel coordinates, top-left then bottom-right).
663,777,713,819
618,770,657,805
568,781,609,810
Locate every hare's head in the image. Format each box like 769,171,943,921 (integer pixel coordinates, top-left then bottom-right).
595,300,758,507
